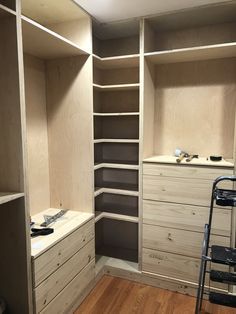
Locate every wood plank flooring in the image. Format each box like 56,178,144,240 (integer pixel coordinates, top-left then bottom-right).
75,275,235,314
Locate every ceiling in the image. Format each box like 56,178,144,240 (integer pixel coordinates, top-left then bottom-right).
73,0,231,23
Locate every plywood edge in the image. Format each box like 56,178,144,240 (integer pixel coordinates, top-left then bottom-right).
143,155,234,168
95,211,139,223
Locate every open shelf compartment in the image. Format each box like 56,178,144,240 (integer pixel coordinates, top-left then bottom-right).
95,218,138,263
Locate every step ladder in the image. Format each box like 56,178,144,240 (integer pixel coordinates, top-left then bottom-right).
195,176,236,313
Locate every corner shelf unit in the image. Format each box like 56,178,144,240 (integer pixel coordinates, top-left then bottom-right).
93,28,140,265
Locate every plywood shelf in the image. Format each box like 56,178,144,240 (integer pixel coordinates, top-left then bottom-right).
144,42,236,64
143,155,234,168
93,83,140,92
94,139,139,144
31,209,94,258
94,187,139,197
94,162,139,170
95,255,139,274
95,211,138,223
0,3,15,16
22,16,88,59
93,54,139,69
94,112,139,116
0,192,24,205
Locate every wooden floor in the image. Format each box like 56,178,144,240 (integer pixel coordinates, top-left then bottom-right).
75,275,235,314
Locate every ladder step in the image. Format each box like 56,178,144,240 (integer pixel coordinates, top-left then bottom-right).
209,292,236,308
215,188,236,206
210,270,236,284
211,246,236,266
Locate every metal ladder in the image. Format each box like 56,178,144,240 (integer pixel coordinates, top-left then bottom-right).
195,176,236,313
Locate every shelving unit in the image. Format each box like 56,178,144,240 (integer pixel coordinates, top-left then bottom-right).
92,23,141,266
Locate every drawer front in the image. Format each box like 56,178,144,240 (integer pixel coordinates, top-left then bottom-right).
143,163,233,180
143,200,231,236
33,220,94,287
40,260,95,314
143,224,230,258
143,175,226,206
142,248,228,289
35,240,95,313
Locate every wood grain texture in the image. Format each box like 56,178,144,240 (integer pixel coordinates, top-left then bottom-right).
143,174,231,207
75,275,234,314
41,260,95,314
24,54,51,215
35,239,94,312
143,224,230,258
154,58,236,158
33,220,94,287
0,16,24,192
46,55,93,212
143,200,231,236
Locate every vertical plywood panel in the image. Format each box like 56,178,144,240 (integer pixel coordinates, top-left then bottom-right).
46,55,93,212
24,54,50,214
0,16,24,192
154,58,236,158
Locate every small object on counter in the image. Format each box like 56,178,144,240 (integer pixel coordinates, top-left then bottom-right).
174,148,189,163
210,155,222,162
31,228,54,238
186,154,199,162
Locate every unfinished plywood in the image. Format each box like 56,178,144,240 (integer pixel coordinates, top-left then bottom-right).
94,89,139,113
22,16,87,60
24,54,50,215
93,67,139,85
93,35,139,57
154,58,236,158
143,200,231,236
22,0,87,25
0,199,30,313
145,21,236,53
0,16,24,192
46,55,93,212
143,224,229,258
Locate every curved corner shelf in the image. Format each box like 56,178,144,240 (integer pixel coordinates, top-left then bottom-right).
93,83,139,92
93,54,139,69
94,112,139,117
94,162,139,171
95,211,139,223
94,187,139,197
145,42,236,64
94,139,139,144
0,192,24,205
22,16,88,59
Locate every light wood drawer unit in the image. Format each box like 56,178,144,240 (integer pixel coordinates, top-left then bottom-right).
34,240,94,313
143,163,233,206
143,200,231,236
40,260,95,314
143,248,228,289
33,219,94,287
143,224,230,258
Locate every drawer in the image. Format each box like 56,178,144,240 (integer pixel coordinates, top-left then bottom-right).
33,220,94,287
143,163,233,180
143,224,230,258
142,248,228,289
143,200,231,236
34,239,95,313
40,260,95,314
143,175,233,206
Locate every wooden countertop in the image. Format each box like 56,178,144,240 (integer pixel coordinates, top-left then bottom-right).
143,155,234,168
31,208,94,258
